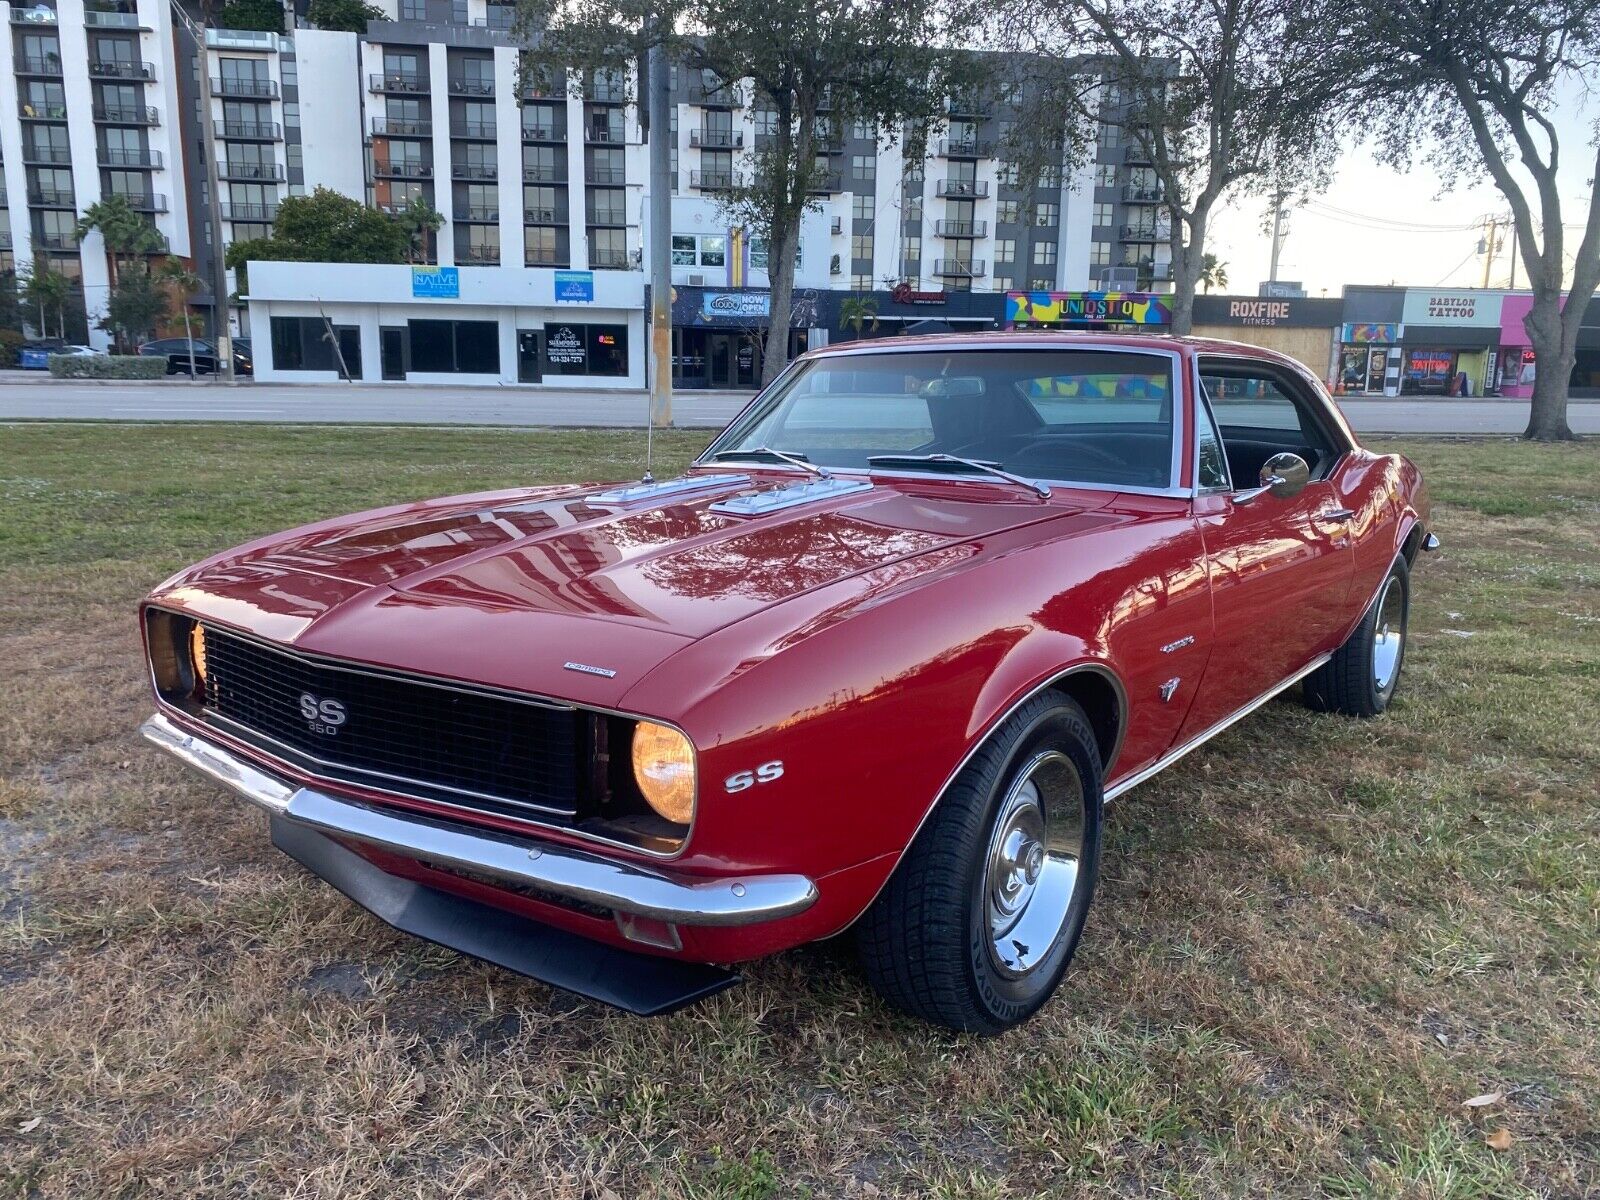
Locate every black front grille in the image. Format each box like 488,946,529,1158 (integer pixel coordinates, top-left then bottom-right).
199,626,582,818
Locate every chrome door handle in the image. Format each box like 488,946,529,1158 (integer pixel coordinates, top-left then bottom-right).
1320,507,1356,522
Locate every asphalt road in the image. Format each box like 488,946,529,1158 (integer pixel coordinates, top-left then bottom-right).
1,374,1596,434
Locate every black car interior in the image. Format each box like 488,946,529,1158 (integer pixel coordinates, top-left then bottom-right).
1200,362,1345,487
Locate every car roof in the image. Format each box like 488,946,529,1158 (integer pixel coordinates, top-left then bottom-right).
804,330,1303,371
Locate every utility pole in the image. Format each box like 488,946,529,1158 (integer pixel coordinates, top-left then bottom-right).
1479,215,1502,288
1507,219,1519,290
170,0,235,383
646,36,672,429
1267,192,1287,284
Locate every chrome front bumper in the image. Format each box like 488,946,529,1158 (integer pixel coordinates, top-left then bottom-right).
140,712,818,929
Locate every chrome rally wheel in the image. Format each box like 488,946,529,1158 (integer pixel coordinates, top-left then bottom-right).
983,751,1085,980
1371,574,1406,694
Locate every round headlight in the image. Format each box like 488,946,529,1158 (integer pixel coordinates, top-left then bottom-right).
631,721,695,825
189,623,208,687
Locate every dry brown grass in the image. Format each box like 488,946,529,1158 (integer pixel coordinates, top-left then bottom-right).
1,426,1596,1198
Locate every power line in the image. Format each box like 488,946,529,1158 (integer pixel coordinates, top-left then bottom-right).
1432,245,1481,286
1302,201,1481,234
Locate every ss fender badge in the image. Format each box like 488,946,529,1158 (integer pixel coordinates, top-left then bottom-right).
1160,635,1196,654
563,661,617,678
725,761,784,793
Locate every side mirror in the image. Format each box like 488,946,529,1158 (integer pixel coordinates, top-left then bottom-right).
1258,452,1310,499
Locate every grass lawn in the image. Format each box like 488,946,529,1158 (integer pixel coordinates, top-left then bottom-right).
1,424,1596,1198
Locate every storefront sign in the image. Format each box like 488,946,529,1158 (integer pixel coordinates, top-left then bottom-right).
545,324,587,368
889,283,947,305
1404,348,1458,394
554,270,594,303
1341,322,1400,344
702,291,771,319
1007,291,1171,326
411,267,460,299
1194,296,1341,328
1400,290,1503,326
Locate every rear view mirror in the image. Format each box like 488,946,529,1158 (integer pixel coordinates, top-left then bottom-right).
919,377,985,399
1259,452,1310,499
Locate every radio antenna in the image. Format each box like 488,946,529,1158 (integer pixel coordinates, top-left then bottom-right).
643,396,656,483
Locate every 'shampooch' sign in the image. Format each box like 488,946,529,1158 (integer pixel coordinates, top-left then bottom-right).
546,325,586,367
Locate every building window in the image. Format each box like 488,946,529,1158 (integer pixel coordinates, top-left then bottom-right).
399,0,425,18
901,235,920,267
851,117,874,140
995,238,1016,264
902,194,923,225
903,158,924,183
271,317,350,372
1097,123,1119,149
997,200,1021,225
753,108,779,137
1033,241,1057,266
1029,276,1053,291
543,322,629,376
748,238,800,270
409,319,500,374
850,154,875,183
589,226,628,268
852,193,873,222
1097,164,1118,189
851,232,873,262
996,162,1018,187
851,274,873,290
1087,241,1110,267
1093,202,1113,228
1035,203,1059,228
993,275,1014,292
673,233,726,267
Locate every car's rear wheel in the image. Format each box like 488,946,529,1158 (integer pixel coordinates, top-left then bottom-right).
856,691,1102,1034
1303,557,1410,717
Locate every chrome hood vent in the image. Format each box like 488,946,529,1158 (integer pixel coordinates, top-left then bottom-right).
711,476,872,517
588,473,750,506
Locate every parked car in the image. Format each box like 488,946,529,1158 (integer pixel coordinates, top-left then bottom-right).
59,344,106,358
17,338,67,369
136,336,251,377
137,334,1435,1032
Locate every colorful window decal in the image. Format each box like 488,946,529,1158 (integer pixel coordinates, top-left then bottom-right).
1006,291,1172,327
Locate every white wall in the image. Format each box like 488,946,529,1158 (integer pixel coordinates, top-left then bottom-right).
295,30,364,199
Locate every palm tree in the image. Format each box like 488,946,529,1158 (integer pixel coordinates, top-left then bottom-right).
839,293,879,338
1199,253,1230,294
76,196,166,292
395,197,444,264
19,256,73,339
158,256,205,380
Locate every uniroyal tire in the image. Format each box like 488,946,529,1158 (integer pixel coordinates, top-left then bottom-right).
856,691,1103,1034
1304,557,1410,718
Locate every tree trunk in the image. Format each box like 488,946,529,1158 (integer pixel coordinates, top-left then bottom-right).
762,221,796,386
1520,290,1575,439
1167,207,1209,337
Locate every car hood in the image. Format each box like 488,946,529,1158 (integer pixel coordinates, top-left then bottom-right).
150,472,1106,704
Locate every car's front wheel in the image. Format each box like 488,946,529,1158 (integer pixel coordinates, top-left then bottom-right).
856,691,1103,1034
1303,557,1410,717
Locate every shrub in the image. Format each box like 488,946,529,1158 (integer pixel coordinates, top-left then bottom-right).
48,354,168,380
0,329,24,369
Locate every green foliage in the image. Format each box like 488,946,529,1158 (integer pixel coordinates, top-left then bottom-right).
99,265,170,350
0,329,25,368
18,258,75,339
75,196,167,283
307,0,384,31
1199,253,1229,293
393,196,445,263
225,188,412,288
838,293,879,335
47,354,167,379
214,0,284,32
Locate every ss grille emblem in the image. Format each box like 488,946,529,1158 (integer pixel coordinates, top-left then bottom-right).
299,692,348,735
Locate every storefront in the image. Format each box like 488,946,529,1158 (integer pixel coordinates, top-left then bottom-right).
1335,286,1406,396
246,262,647,387
1190,295,1342,382
669,286,816,389
1006,291,1171,330
1395,290,1503,397
1497,293,1600,399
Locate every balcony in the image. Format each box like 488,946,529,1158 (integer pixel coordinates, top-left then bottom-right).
212,75,278,98
370,71,428,94
21,143,72,165
1118,223,1167,243
15,54,64,75
456,244,500,264
936,178,987,199
35,232,78,250
90,59,154,80
215,119,281,140
1121,182,1162,204
27,186,75,208
586,164,627,185
583,76,627,104
932,258,986,277
589,247,631,269
95,104,160,125
448,76,494,97
690,169,740,191
690,127,742,149
585,206,626,227
934,219,987,238
99,146,162,168
525,247,568,266
455,206,499,223
938,137,992,159
452,162,498,180
684,78,744,108
807,170,843,194
373,159,432,179
521,122,566,143
522,163,566,183
1122,141,1153,164
371,116,432,138
20,103,69,120
523,206,561,224
450,120,497,140
222,202,278,221
126,192,168,212
10,5,57,22
946,95,990,119
585,124,625,145
219,160,285,181
205,29,281,50
85,9,148,28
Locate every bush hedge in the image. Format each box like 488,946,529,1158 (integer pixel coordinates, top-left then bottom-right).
48,354,168,380
0,330,25,369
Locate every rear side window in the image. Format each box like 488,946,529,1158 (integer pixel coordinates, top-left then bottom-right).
1200,375,1303,430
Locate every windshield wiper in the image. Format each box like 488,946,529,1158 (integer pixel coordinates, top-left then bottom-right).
866,454,1051,498
711,446,830,478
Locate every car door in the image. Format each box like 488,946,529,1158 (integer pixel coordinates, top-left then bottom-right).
1175,359,1357,741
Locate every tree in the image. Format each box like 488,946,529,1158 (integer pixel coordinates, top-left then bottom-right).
307,0,384,31
75,195,166,290
395,196,445,263
1333,0,1599,441
989,0,1340,335
18,257,73,339
158,257,205,378
839,292,879,336
519,0,966,384
100,264,170,350
1198,252,1229,293
214,0,284,32
224,187,412,289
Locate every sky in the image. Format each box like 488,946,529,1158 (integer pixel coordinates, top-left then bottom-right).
1202,81,1597,298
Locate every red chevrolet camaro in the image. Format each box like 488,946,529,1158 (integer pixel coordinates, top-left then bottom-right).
140,333,1434,1033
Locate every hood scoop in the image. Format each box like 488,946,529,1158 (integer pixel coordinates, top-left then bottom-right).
588,473,750,506
711,476,873,517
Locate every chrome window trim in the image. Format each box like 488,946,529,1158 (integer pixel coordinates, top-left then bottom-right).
1191,366,1234,495
697,343,1189,496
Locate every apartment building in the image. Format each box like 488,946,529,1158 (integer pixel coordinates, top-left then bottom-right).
1,0,1169,384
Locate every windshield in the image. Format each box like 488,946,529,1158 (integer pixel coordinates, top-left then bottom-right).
703,348,1177,491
